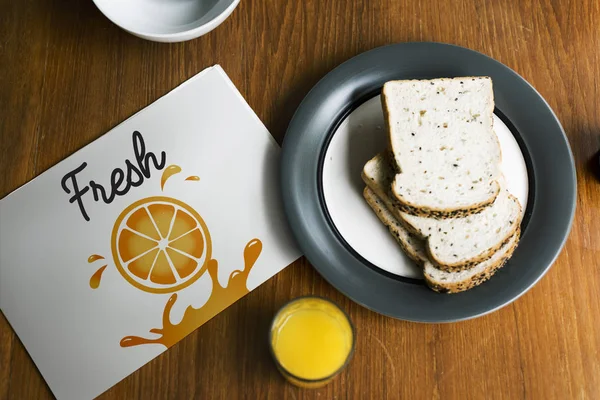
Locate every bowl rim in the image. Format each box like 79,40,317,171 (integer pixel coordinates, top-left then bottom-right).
92,0,240,41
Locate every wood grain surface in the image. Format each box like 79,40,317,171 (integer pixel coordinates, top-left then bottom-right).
1,0,599,399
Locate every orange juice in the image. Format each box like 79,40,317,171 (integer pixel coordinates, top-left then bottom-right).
270,297,354,388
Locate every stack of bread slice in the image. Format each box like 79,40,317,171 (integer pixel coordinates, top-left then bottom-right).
363,77,523,293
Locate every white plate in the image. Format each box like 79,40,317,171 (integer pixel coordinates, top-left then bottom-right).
322,95,529,279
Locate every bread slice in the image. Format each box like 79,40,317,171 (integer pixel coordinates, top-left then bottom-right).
362,152,481,219
382,77,501,217
363,186,521,293
363,186,428,264
401,189,521,270
362,152,522,271
424,230,520,293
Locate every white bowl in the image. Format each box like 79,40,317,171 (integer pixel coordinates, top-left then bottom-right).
93,0,240,43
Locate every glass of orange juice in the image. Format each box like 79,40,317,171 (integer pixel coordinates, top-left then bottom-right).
269,296,355,388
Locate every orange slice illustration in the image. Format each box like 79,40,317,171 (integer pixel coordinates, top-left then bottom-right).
111,197,212,294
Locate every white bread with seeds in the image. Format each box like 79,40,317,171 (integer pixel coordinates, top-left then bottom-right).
363,186,520,293
382,77,501,217
424,230,520,293
362,152,522,271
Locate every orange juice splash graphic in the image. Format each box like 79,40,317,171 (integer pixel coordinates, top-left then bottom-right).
120,238,262,349
160,165,182,190
185,175,200,181
87,254,105,263
88,254,107,288
89,265,108,289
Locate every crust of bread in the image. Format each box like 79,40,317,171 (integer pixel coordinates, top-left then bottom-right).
391,180,500,218
363,187,427,265
425,229,521,293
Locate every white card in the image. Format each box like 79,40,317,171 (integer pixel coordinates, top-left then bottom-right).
0,65,301,400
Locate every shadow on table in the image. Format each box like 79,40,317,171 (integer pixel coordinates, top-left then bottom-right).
589,149,600,182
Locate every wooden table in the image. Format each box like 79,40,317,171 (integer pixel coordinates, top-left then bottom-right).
1,0,599,398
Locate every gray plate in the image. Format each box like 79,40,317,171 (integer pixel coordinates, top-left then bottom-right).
281,42,576,322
